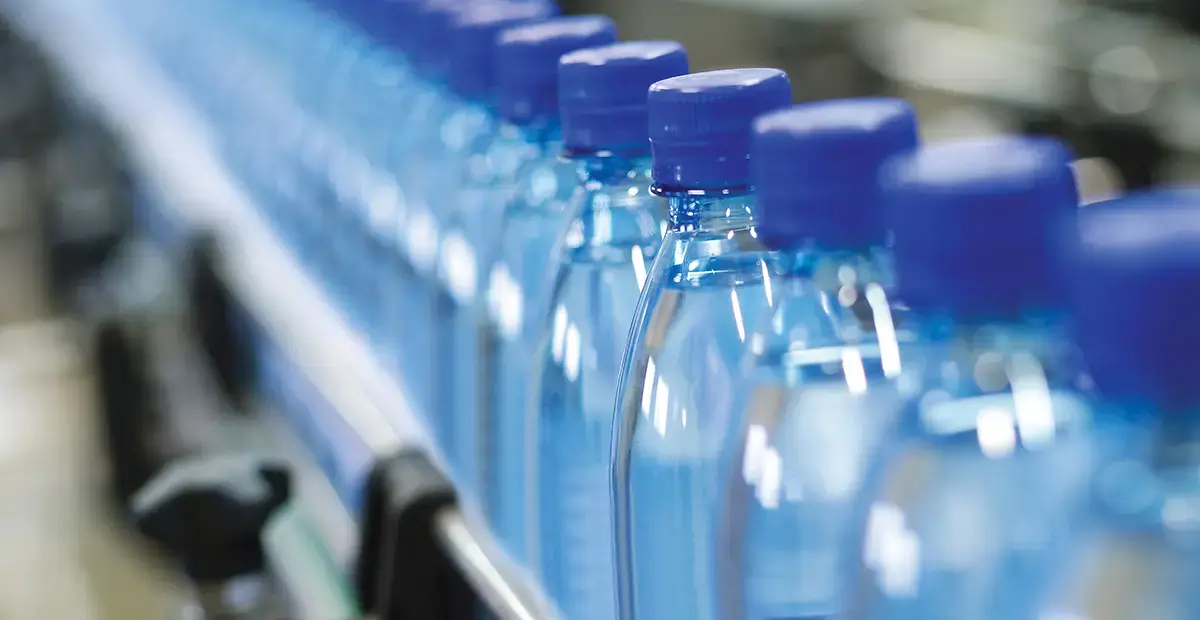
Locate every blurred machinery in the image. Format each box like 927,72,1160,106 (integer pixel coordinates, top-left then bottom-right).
564,0,1200,195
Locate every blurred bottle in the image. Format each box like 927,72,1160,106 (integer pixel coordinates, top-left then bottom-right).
477,13,617,564
609,68,792,620
325,0,425,348
422,0,555,495
841,138,1096,620
529,40,689,619
718,98,918,620
1034,190,1200,620
376,0,468,416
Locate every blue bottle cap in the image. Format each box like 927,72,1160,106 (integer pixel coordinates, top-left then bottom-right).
752,98,919,251
366,0,421,51
497,15,618,126
647,68,792,190
412,0,470,79
883,137,1079,319
1074,190,1200,409
450,2,556,104
558,41,689,154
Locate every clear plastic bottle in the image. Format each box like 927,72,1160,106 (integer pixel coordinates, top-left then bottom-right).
841,138,1096,620
379,0,471,417
418,0,555,494
718,99,919,620
609,68,793,620
474,14,618,563
1031,192,1200,620
529,40,689,620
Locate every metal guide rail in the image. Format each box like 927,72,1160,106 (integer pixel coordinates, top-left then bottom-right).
0,0,563,618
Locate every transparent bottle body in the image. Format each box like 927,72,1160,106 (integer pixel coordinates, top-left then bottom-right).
427,122,538,491
479,127,575,563
529,156,664,619
378,83,461,418
111,0,446,422
720,250,908,620
842,321,1100,620
312,23,417,339
1033,414,1200,620
423,103,503,493
612,190,774,620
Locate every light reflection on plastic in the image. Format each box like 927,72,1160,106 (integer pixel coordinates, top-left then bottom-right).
551,305,568,362
749,332,766,356
631,246,648,292
440,233,477,302
842,349,869,395
760,260,774,308
1009,353,1056,450
743,425,768,482
530,167,558,204
564,323,581,383
976,406,1018,459
653,373,671,436
640,357,657,418
731,289,747,342
406,208,439,273
594,200,613,244
487,264,523,339
743,426,784,509
365,171,402,234
867,284,902,378
863,502,920,598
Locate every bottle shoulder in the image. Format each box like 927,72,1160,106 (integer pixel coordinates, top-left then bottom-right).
850,414,1197,619
889,323,1087,431
506,152,576,212
620,236,775,459
558,183,665,258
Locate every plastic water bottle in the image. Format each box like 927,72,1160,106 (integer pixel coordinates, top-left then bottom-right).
1033,191,1200,620
321,0,426,342
609,68,793,620
717,99,919,620
529,40,689,619
842,138,1096,620
379,0,470,416
422,0,555,494
294,0,429,384
476,14,617,564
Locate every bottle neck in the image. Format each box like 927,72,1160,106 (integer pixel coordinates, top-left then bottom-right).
441,103,493,151
775,246,892,291
656,185,757,233
1091,403,1200,526
912,311,1068,346
514,119,563,152
571,152,653,185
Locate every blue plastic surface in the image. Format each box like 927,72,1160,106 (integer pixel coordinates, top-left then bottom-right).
717,98,918,620
468,14,616,563
842,137,1097,620
496,15,618,125
882,137,1079,320
1024,192,1200,620
647,68,792,190
530,40,687,619
611,67,791,620
1074,190,1200,411
558,41,689,154
752,98,919,251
